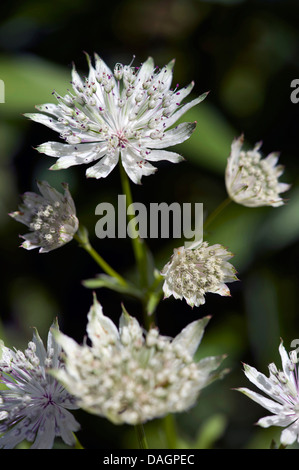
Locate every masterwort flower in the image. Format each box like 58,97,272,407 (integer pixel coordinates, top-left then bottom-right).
161,242,238,308
25,53,207,184
0,322,80,449
9,180,79,253
237,341,299,446
51,296,227,425
225,135,290,207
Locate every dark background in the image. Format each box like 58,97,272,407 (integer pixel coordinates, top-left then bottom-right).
0,0,299,449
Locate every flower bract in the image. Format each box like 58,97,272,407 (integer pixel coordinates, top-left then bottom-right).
237,341,299,446
25,54,207,184
225,135,290,207
51,296,227,425
9,180,79,253
161,242,238,308
0,322,80,449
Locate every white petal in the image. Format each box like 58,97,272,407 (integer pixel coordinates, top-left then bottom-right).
86,295,120,348
237,387,284,414
52,330,80,358
164,92,208,130
121,149,157,184
39,142,108,170
144,149,184,163
281,421,299,445
24,113,66,134
31,414,56,449
264,152,279,168
85,151,119,179
242,364,286,405
36,180,65,205
134,57,155,90
143,122,197,149
172,316,210,356
257,413,295,429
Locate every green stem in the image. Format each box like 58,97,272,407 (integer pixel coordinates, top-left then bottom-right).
203,197,232,231
119,163,149,290
74,233,128,288
135,424,149,449
73,433,84,449
162,414,178,449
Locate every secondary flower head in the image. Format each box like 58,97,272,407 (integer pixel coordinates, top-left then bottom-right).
225,135,290,207
0,322,80,449
9,180,79,253
52,296,227,425
161,242,238,308
25,53,207,184
237,341,299,446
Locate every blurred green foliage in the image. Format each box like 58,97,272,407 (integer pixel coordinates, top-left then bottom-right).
1,0,299,450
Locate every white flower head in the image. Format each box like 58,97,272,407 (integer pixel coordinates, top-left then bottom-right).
51,296,227,425
0,322,80,449
25,53,208,184
9,180,79,253
225,135,290,207
237,341,299,446
161,242,238,308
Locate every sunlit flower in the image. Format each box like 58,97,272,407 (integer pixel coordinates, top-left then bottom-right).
25,54,207,184
51,296,227,425
237,341,299,446
161,242,238,308
9,180,79,253
0,322,80,449
225,135,290,207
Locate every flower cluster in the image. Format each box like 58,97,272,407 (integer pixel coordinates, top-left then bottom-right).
26,54,207,184
225,135,290,208
5,51,293,449
237,342,299,446
9,180,78,253
51,296,227,425
0,323,80,449
161,242,238,307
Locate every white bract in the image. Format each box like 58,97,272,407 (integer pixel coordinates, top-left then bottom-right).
161,242,238,308
225,135,290,207
9,180,79,253
238,342,299,446
0,323,80,449
25,54,207,184
52,296,227,425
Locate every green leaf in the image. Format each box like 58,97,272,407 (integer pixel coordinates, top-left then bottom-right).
194,413,227,449
82,274,142,299
0,54,70,118
177,101,237,174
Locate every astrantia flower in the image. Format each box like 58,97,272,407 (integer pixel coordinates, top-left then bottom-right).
225,135,290,207
161,242,238,308
25,54,207,184
237,342,299,446
9,180,79,253
0,322,80,449
51,296,227,425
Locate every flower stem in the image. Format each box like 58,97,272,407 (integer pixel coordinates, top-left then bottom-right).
74,232,128,288
162,414,178,449
135,424,149,449
203,197,232,231
119,163,149,290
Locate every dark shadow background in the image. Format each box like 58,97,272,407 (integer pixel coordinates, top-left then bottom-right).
0,0,299,449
